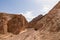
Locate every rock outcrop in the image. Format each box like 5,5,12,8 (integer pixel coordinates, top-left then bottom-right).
0,13,4,34
0,1,60,40
29,15,43,30
0,13,28,34
0,13,11,34
7,14,28,34
34,1,60,32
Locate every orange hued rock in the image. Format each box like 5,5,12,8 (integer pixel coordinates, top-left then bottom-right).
0,1,60,40
0,13,28,34
0,13,11,34
7,14,28,34
0,13,4,34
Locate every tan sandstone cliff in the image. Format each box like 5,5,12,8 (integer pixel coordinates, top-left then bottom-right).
0,13,28,34
34,1,60,32
0,1,60,40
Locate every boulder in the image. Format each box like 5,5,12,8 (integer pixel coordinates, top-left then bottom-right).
0,13,28,34
7,14,28,34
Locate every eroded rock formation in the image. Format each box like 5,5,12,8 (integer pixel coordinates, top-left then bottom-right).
34,1,60,32
7,14,28,34
29,15,43,30
0,1,60,40
0,13,28,34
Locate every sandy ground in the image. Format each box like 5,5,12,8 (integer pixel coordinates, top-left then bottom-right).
0,28,60,40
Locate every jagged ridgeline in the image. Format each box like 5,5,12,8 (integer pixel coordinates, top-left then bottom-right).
0,13,28,34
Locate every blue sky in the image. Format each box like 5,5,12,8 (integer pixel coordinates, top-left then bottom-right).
0,0,59,21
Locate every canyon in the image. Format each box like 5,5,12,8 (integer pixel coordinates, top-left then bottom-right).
0,1,60,40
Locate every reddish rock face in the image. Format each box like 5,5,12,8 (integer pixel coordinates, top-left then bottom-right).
0,13,28,34
34,1,60,32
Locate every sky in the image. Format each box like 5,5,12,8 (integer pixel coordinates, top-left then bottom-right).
0,0,59,21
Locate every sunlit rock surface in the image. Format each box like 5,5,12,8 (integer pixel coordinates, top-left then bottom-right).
0,13,28,34
34,1,60,32
0,1,60,40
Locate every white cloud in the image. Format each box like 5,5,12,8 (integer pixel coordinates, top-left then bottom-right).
17,11,35,22
17,0,60,21
43,5,50,12
40,0,59,15
40,5,52,15
35,0,59,3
